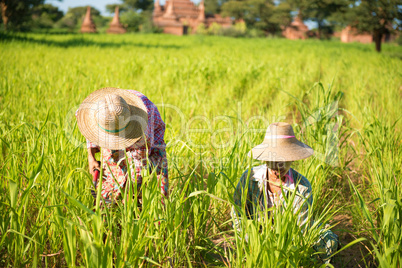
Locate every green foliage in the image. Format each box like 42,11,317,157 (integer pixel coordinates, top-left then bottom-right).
397,35,402,46
104,1,158,33
196,23,207,34
221,0,291,34
342,0,402,34
0,0,45,31
55,6,105,32
123,0,154,12
31,4,63,29
105,4,128,14
120,10,142,32
208,22,223,35
221,0,246,20
139,10,161,33
196,22,250,37
338,0,402,51
348,119,402,266
270,1,293,28
285,0,347,38
219,21,248,37
204,0,228,15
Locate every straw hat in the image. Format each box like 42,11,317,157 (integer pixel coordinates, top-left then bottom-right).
76,87,148,150
249,122,313,162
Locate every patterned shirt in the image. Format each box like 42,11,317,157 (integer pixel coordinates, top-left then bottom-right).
231,165,339,262
85,90,168,202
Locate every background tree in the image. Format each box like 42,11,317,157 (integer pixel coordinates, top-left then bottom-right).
123,0,154,12
270,1,292,29
120,9,143,32
106,3,142,32
285,0,347,39
340,0,402,52
0,0,46,31
106,0,159,32
56,6,107,32
105,4,128,14
221,0,291,35
204,0,228,15
221,0,247,20
31,4,63,29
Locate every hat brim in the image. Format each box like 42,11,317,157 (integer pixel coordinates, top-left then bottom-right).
248,139,314,162
76,88,148,150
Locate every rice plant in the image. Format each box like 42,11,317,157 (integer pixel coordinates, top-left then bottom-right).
0,32,401,267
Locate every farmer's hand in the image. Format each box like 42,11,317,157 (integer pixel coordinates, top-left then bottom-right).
87,147,100,175
88,158,100,175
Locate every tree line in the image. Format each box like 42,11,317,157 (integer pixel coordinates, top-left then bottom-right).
0,0,159,33
1,0,401,51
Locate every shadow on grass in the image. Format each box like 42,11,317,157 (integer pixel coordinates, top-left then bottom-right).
0,32,184,49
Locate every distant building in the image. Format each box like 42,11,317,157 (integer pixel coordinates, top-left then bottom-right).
153,0,232,35
282,15,309,40
340,26,372,43
81,6,97,33
339,26,397,44
107,6,126,34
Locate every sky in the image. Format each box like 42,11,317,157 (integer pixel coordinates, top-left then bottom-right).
45,0,316,28
45,0,196,16
45,0,120,16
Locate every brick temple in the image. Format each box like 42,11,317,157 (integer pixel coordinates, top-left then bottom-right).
81,6,97,33
340,26,372,43
282,15,308,40
338,26,398,44
153,0,232,35
107,6,126,34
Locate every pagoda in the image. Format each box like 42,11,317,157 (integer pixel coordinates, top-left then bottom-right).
282,15,308,40
340,26,372,43
81,6,97,33
107,6,126,34
153,0,232,35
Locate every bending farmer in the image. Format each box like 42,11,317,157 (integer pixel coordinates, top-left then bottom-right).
231,122,338,262
76,87,168,204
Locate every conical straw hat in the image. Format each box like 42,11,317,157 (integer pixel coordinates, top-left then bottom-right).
76,87,148,150
249,122,313,162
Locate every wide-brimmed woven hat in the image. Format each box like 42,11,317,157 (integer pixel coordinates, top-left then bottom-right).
76,87,148,150
249,122,313,162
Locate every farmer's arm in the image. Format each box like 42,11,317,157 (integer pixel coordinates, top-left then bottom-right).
231,170,252,232
294,175,313,228
87,147,100,175
75,110,100,175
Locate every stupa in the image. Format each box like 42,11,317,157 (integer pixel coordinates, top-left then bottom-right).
81,6,97,33
107,6,126,34
153,0,232,35
282,15,308,40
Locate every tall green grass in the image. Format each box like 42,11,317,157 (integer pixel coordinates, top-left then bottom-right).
0,33,401,267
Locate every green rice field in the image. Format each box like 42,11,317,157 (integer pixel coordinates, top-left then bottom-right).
0,33,401,267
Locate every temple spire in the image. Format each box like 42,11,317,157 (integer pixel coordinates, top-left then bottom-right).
81,6,97,33
107,6,126,34
153,0,163,17
163,0,176,19
198,0,205,21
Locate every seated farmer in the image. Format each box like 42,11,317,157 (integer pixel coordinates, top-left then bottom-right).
231,122,338,262
76,87,168,204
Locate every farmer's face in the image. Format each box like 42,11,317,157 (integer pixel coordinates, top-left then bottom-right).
267,161,292,178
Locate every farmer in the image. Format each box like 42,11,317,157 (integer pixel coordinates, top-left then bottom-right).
76,87,168,204
231,122,338,262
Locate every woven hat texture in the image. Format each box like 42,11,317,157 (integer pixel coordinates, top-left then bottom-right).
76,87,148,150
250,122,313,162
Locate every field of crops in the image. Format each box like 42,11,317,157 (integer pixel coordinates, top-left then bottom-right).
0,33,401,267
